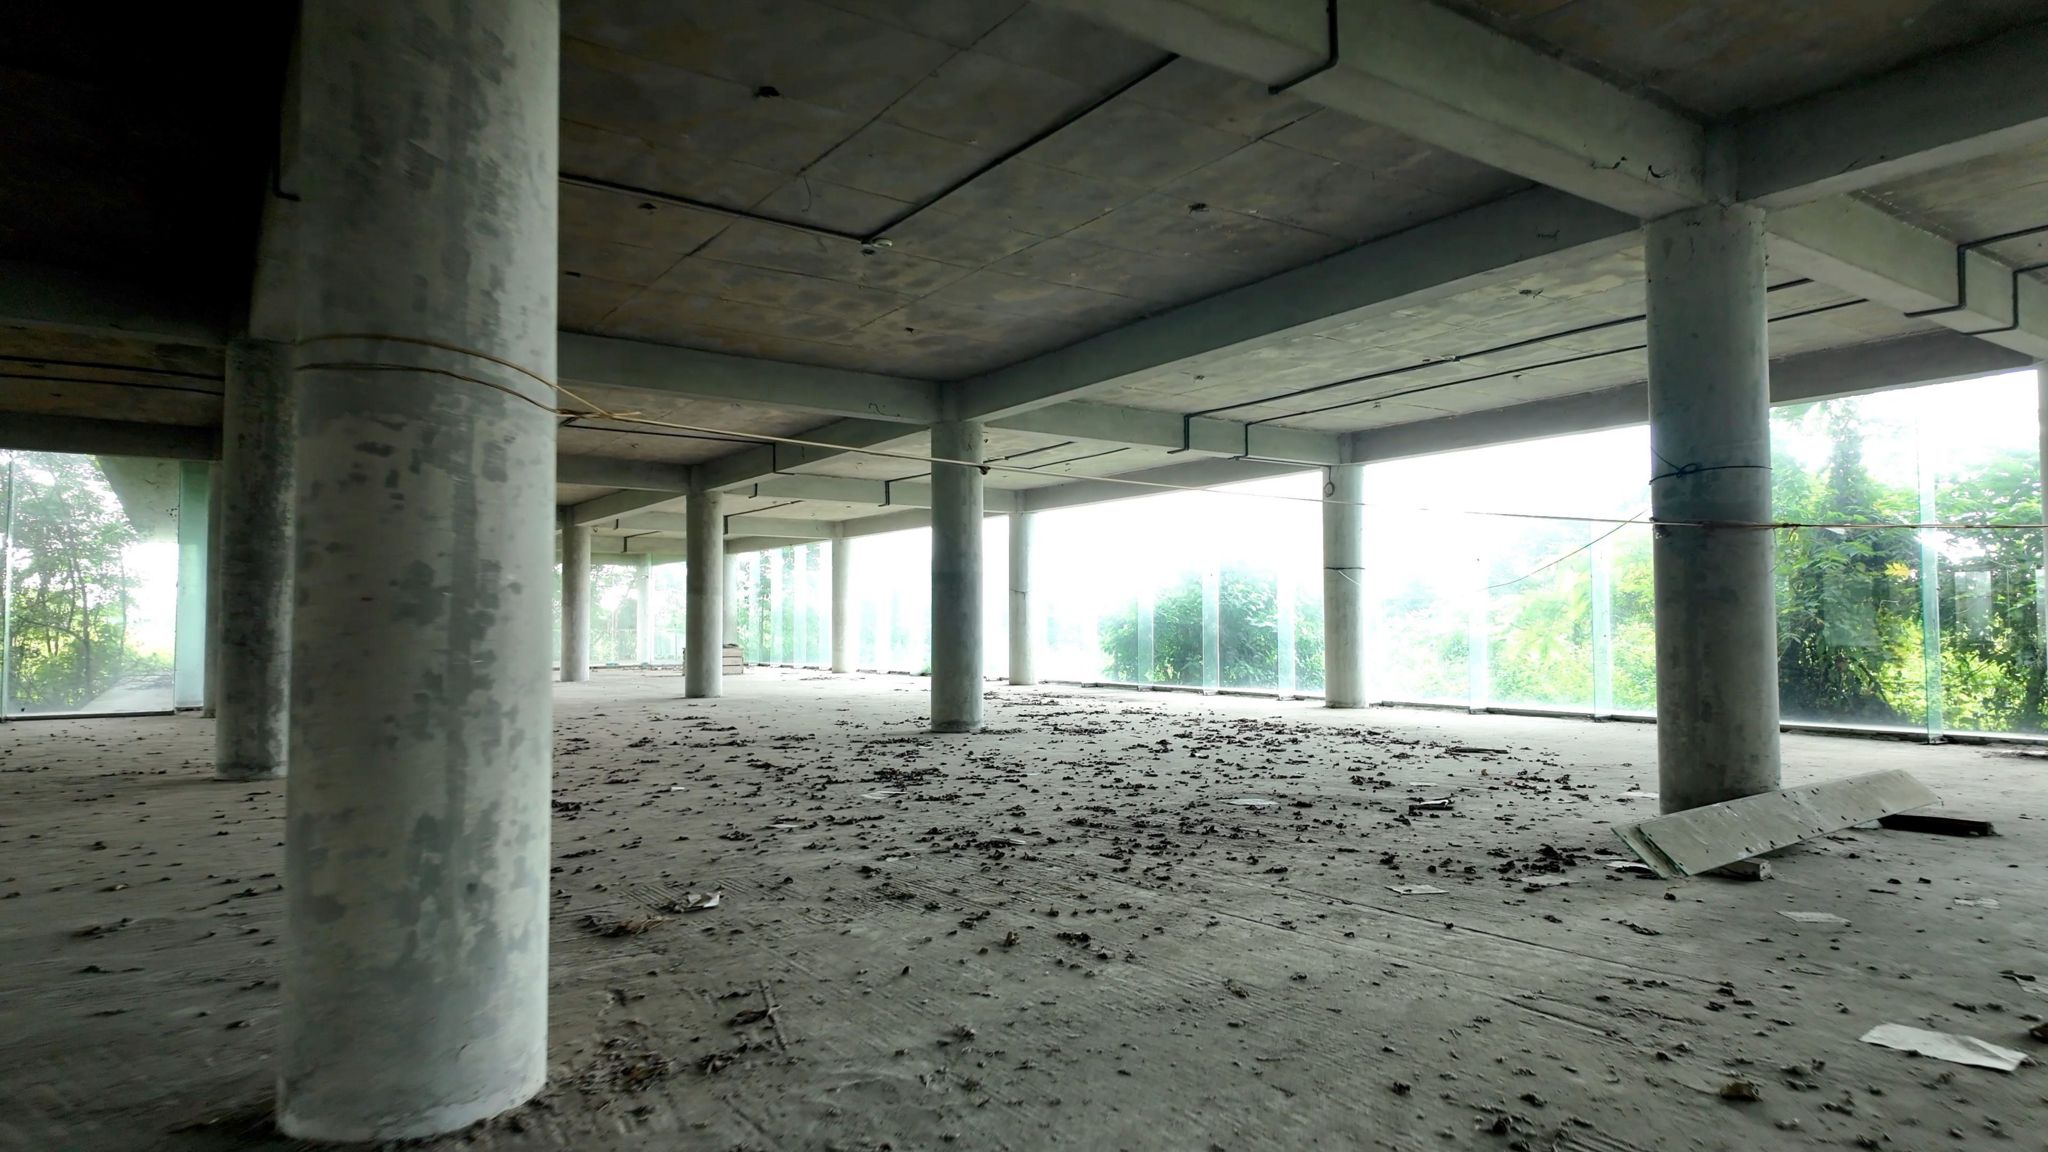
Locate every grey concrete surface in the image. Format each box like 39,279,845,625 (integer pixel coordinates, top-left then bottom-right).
1646,204,1782,813
280,0,556,1138
561,518,592,684
4,673,2045,1152
830,537,852,674
212,340,294,781
929,420,985,732
1008,510,1036,686
685,489,724,699
1322,463,1366,708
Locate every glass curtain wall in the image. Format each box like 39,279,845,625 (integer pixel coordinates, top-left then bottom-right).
708,370,2045,740
1346,369,2041,738
1034,473,1323,694
2,451,185,717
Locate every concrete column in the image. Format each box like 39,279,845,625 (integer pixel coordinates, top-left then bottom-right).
281,0,556,1140
1645,203,1780,813
1322,463,1367,707
202,465,222,718
1008,511,1036,686
214,340,295,780
830,537,852,672
686,489,724,698
634,554,653,664
930,420,984,732
560,513,591,682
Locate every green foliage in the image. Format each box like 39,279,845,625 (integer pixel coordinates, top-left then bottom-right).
4,454,161,711
1772,406,1926,725
1098,569,1324,690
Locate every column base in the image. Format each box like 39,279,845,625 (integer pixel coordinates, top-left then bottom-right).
929,719,980,734
214,763,284,782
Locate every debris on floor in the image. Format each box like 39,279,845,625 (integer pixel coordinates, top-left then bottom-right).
1858,1023,2029,1071
580,912,667,937
1877,812,1996,837
1778,911,1849,925
1703,858,1773,881
1611,769,1937,877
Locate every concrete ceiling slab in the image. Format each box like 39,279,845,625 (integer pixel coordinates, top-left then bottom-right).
1439,0,2048,118
1862,138,2048,266
558,6,1541,381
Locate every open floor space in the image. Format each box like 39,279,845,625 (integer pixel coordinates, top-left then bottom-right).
4,672,2043,1150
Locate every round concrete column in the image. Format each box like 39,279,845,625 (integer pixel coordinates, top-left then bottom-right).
560,515,591,682
1646,203,1780,813
1322,463,1367,707
1008,512,1035,686
686,489,724,698
281,0,556,1139
930,420,984,732
214,340,294,780
202,463,223,718
830,537,852,672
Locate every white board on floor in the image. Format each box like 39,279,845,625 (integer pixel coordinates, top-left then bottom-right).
1612,770,1936,878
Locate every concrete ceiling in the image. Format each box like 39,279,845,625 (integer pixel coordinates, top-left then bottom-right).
557,1,1525,380
2,0,2047,549
1438,0,2048,117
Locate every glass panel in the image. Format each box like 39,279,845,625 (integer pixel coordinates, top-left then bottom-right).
1771,394,1927,730
4,453,182,716
1924,370,2044,735
649,560,686,664
173,461,209,707
1609,523,1658,714
589,560,640,666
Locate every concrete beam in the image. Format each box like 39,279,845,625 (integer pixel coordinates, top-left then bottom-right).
725,473,1020,513
1342,328,2035,462
990,401,1341,464
691,418,920,490
556,453,691,491
559,332,939,423
721,535,792,556
0,414,218,460
951,188,1638,422
725,514,837,540
830,507,1005,540
568,488,683,527
0,259,228,347
1768,200,2048,361
1046,0,1706,216
583,534,687,559
1017,456,1313,514
1736,21,2048,207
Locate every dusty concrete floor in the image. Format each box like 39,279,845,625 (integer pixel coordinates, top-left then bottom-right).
2,670,2045,1151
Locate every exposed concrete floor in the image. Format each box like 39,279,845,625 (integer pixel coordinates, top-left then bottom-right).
3,670,2045,1151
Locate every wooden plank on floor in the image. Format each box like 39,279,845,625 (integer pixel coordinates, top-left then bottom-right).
1612,769,1937,877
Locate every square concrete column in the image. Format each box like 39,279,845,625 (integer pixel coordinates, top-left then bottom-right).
930,420,984,732
280,0,556,1139
1322,463,1367,707
1646,203,1780,813
213,340,295,780
560,510,591,682
830,537,851,672
1008,511,1035,686
686,489,724,698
